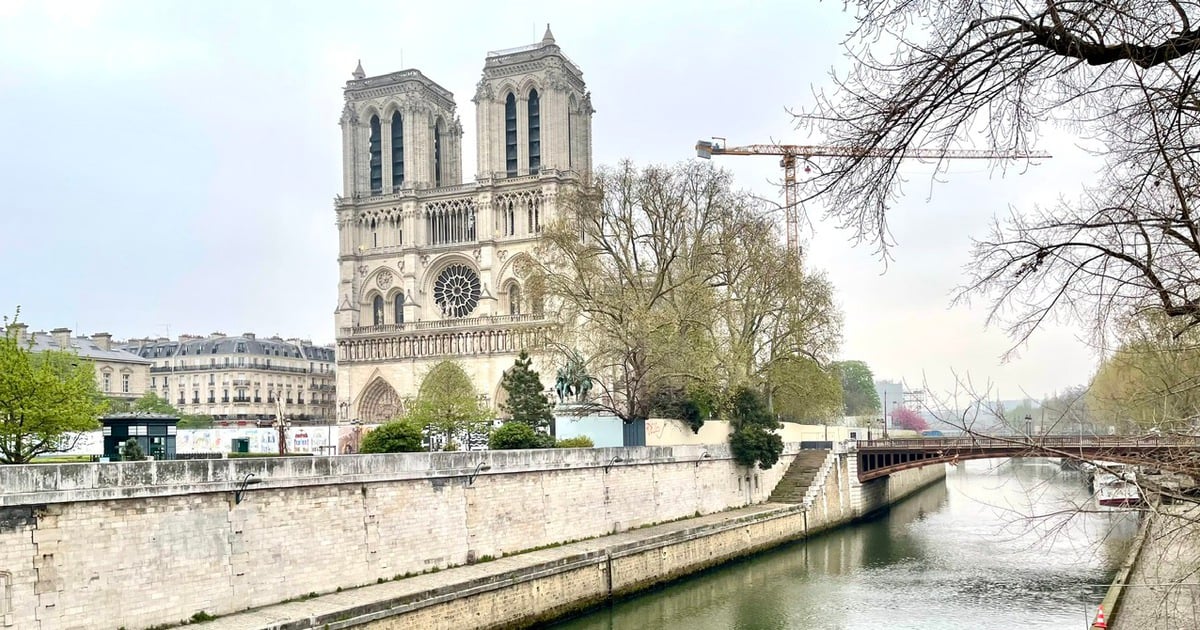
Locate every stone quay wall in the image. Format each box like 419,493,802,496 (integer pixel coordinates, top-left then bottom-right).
349,454,946,630
0,444,799,630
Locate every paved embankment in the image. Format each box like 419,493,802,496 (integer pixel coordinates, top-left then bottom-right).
1110,503,1200,629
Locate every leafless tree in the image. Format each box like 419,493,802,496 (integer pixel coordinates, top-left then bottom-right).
801,1,1200,345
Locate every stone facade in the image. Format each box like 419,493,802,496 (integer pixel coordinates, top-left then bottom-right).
121,333,336,424
334,26,595,422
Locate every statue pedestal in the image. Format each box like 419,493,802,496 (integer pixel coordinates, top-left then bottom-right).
552,405,623,447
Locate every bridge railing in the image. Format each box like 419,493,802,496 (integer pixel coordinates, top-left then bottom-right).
857,435,1200,451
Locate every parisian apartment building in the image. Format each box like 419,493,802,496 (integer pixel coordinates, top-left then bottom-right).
121,333,337,425
5,323,151,402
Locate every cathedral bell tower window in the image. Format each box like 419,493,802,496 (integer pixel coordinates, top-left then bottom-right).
368,115,383,194
434,119,444,188
391,112,404,190
505,93,517,177
528,89,540,174
372,295,384,326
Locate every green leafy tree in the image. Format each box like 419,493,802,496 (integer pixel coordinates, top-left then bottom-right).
765,357,843,424
832,360,880,416
727,386,783,470
489,422,554,450
1088,314,1200,433
648,385,705,434
120,438,146,461
126,392,210,428
407,360,490,451
133,392,176,414
1,311,109,464
359,419,426,454
500,350,553,431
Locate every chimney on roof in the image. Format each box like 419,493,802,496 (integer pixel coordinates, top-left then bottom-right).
50,327,72,350
208,332,224,339
243,333,256,340
8,322,28,345
91,332,112,351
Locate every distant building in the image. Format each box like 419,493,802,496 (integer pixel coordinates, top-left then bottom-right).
5,324,150,402
121,333,336,425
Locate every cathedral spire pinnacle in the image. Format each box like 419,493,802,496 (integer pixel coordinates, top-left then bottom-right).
352,59,365,79
541,24,555,46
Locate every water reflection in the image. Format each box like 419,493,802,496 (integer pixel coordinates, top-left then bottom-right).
551,459,1137,630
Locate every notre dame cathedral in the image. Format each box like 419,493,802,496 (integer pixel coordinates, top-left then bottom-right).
334,26,594,423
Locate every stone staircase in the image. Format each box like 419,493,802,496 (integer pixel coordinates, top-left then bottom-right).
768,449,832,504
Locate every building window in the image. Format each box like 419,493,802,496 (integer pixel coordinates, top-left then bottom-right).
122,373,130,393
434,119,443,187
505,93,517,177
102,372,111,392
528,88,540,173
433,264,482,318
395,293,405,324
373,295,384,326
390,111,404,189
368,115,382,194
508,284,521,316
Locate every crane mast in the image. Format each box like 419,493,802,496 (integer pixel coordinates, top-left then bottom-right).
695,140,1052,258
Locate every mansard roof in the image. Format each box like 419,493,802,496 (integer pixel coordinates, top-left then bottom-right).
122,334,335,362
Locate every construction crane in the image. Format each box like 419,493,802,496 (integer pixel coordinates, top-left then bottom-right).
694,139,1052,258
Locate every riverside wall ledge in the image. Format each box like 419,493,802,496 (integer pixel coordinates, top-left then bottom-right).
0,443,777,507
186,461,947,630
185,503,804,630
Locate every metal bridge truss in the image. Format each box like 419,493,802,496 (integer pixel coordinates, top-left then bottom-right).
856,435,1200,482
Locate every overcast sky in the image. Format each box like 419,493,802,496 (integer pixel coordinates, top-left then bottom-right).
0,0,1103,401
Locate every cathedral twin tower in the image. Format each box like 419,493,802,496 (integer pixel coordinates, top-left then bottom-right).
334,27,594,424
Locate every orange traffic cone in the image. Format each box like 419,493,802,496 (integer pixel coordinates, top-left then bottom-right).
1092,604,1108,628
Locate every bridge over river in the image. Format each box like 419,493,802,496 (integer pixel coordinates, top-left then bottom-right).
856,435,1200,481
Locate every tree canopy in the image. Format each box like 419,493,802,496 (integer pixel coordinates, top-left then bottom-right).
359,419,426,454
407,360,490,451
1088,314,1200,432
803,1,1200,346
532,161,842,425
1,312,108,464
891,407,930,432
832,360,879,416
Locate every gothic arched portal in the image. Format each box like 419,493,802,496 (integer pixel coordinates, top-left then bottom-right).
358,378,404,423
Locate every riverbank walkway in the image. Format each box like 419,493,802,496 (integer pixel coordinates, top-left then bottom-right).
189,502,792,630
1111,503,1200,629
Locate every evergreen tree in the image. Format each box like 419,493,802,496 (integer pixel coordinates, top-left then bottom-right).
500,350,553,431
728,386,784,470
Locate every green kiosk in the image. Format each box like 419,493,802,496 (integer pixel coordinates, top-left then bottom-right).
101,412,179,461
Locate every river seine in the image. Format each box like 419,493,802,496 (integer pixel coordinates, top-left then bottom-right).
550,458,1138,629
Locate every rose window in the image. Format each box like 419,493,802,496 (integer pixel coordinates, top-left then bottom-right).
433,264,481,318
